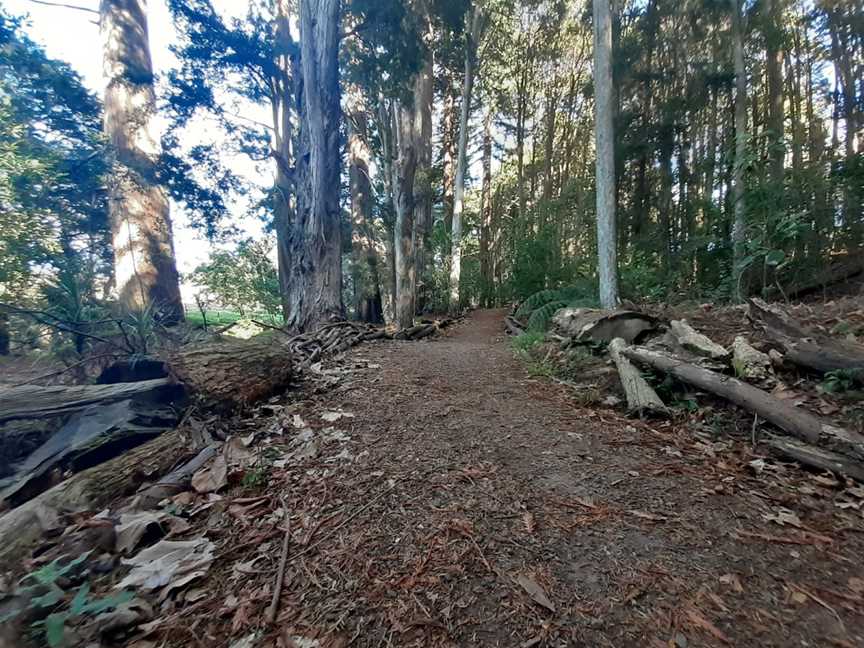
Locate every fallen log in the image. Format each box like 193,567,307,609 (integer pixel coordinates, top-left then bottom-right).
165,336,294,412
553,308,659,344
0,378,174,424
133,444,219,509
748,298,864,375
731,336,772,381
767,436,864,482
774,255,864,299
504,315,525,336
0,426,200,563
622,345,864,459
0,399,179,509
668,319,729,360
608,338,668,417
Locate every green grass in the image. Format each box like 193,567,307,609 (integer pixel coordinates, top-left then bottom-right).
186,309,282,328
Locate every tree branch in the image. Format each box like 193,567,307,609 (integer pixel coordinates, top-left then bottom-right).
26,0,99,17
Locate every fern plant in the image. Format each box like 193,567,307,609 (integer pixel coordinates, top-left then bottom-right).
527,301,567,332
1,552,135,647
516,283,599,332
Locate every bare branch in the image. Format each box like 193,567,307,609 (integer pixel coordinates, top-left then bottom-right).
26,0,99,16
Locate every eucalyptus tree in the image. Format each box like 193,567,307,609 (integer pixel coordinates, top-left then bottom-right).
101,0,184,322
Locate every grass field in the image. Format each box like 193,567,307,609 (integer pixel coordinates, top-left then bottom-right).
185,309,282,328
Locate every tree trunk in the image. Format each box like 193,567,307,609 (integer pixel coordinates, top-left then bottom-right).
441,83,458,261
347,103,382,323
479,110,493,307
393,100,418,330
413,51,434,313
166,336,294,412
100,0,183,323
0,379,174,424
731,0,748,300
609,338,669,417
283,0,343,332
593,0,619,308
450,5,483,310
0,426,202,562
377,100,397,325
748,298,864,374
623,345,864,458
764,0,785,189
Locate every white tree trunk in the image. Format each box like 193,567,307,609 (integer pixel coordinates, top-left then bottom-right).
592,0,619,309
449,7,483,310
100,0,183,323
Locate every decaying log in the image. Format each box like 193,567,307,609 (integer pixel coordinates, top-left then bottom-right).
0,427,199,563
0,399,179,509
504,315,525,336
553,308,659,344
731,336,772,381
622,345,864,459
668,320,729,360
0,378,174,424
165,336,294,412
774,255,864,299
134,444,219,508
766,436,864,482
748,298,864,375
608,338,669,417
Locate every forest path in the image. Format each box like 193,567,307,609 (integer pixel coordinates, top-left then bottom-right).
241,309,863,647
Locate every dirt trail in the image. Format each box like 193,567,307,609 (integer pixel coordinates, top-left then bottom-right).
216,309,864,647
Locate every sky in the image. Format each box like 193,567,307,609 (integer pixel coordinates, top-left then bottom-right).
3,0,270,301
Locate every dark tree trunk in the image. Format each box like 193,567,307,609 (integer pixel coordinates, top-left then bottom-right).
100,0,183,323
283,0,344,331
347,106,382,324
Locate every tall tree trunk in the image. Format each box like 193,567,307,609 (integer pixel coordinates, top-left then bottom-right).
731,0,748,300
100,0,183,323
393,99,418,330
272,0,295,322
542,89,557,201
413,51,434,313
479,110,493,307
593,0,619,308
377,100,397,325
764,0,785,189
450,6,483,310
347,103,382,323
284,0,343,331
441,83,458,261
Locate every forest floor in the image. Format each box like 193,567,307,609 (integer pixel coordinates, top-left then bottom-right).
164,308,864,648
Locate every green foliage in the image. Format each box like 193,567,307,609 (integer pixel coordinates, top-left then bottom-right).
510,330,545,353
821,369,864,394
190,238,281,318
4,552,135,647
527,300,567,332
0,9,109,306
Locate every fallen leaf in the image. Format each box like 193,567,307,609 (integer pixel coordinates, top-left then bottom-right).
627,510,669,522
320,411,354,422
115,511,191,555
116,538,215,593
515,574,555,612
224,436,256,468
191,455,228,493
292,414,306,428
849,577,864,594
763,508,803,528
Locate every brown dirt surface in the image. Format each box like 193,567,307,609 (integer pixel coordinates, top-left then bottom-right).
147,309,864,648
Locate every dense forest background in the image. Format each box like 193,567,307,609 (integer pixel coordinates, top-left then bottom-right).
0,0,861,353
